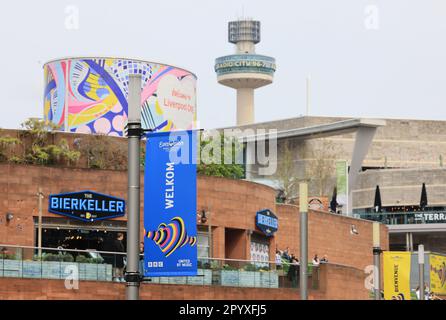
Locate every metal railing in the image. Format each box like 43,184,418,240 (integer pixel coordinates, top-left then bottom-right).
354,211,446,225
0,244,321,290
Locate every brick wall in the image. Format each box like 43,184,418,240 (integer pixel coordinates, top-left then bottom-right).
316,263,370,300
275,204,389,271
0,263,370,300
0,164,279,261
0,164,388,272
0,163,388,299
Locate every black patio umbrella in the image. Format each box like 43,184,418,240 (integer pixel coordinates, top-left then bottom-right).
330,187,337,213
420,183,428,210
374,185,382,213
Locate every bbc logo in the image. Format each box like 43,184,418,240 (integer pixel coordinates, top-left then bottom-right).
147,261,163,268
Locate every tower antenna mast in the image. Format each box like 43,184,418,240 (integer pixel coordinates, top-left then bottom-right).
215,19,276,126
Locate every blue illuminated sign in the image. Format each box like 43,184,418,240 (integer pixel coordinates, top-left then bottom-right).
256,209,278,236
48,190,125,222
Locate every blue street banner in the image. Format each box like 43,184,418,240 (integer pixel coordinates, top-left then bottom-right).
144,130,197,277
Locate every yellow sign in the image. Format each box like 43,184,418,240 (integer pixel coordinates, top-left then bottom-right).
383,251,412,300
430,254,446,295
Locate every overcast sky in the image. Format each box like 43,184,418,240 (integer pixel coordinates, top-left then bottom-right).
1,0,446,130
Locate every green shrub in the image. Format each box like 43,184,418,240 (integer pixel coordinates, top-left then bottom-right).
0,136,21,162
222,264,238,271
9,156,23,164
75,255,88,263
0,253,17,260
243,264,258,272
210,260,221,270
88,257,104,264
62,254,74,262
18,118,80,166
41,253,74,262
33,254,42,261
42,253,58,261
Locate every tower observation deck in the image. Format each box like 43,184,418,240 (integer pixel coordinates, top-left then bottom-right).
215,20,276,126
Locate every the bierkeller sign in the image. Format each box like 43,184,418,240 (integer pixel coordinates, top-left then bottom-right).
256,209,278,236
48,190,126,222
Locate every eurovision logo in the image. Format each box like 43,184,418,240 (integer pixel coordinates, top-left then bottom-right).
145,217,197,257
48,190,126,222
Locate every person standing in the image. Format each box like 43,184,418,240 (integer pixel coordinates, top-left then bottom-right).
139,241,145,281
282,247,291,262
275,250,282,270
287,255,299,288
113,233,125,282
312,254,320,267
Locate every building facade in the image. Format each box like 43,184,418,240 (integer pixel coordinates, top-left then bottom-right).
0,128,390,299
229,115,446,253
44,57,197,136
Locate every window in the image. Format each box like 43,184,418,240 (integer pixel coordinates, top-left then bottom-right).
250,237,270,268
197,232,209,259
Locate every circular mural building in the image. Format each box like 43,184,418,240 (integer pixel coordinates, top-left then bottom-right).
43,57,197,136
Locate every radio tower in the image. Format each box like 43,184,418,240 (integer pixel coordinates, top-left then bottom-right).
215,19,276,126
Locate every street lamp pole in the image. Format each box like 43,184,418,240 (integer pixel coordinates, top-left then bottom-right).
418,244,425,300
299,182,308,300
208,207,213,258
125,74,142,300
373,222,382,300
37,188,43,258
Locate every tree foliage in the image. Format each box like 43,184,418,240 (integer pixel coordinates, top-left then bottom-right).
304,138,337,197
77,134,127,170
0,136,21,162
4,118,82,166
276,140,299,203
22,119,81,166
197,132,245,179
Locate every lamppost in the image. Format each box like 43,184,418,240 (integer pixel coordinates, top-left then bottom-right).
299,182,308,300
372,222,382,300
125,75,143,300
418,244,425,300
37,188,44,258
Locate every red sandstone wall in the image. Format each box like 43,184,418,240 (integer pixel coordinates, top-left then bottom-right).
0,278,298,300
316,264,370,299
0,164,388,275
0,263,369,300
0,164,131,246
196,175,278,260
275,204,389,271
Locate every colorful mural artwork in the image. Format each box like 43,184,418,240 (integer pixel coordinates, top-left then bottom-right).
43,58,197,136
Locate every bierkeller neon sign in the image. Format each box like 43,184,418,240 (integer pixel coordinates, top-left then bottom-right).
48,190,126,222
256,209,278,236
